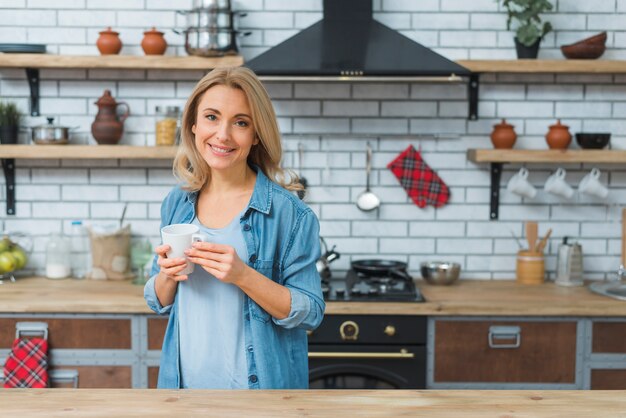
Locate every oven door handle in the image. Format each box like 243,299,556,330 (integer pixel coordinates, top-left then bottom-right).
308,349,415,359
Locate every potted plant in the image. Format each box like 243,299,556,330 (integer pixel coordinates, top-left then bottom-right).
501,0,553,59
0,102,22,144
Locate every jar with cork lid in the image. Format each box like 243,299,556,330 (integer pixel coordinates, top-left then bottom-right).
155,106,180,146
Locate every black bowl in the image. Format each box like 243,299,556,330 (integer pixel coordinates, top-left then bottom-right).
575,133,611,149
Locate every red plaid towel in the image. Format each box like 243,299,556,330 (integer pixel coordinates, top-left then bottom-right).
3,338,49,388
387,145,450,208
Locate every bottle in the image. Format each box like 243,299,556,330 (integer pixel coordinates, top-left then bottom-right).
46,233,71,279
155,106,180,146
70,221,89,279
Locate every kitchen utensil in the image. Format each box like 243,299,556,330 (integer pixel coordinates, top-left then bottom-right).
0,43,46,53
575,133,611,149
174,27,250,57
177,9,246,29
545,119,572,149
141,27,167,55
297,142,308,200
526,221,538,252
316,237,340,281
356,142,380,212
420,261,460,285
96,27,122,55
555,237,584,287
119,203,128,229
91,89,130,145
351,259,411,281
192,0,231,10
490,119,517,149
516,250,545,285
27,117,77,145
509,229,523,249
535,228,552,253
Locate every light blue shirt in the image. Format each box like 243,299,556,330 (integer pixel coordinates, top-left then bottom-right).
144,165,325,389
178,215,248,389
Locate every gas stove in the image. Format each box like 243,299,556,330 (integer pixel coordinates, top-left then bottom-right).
322,268,425,302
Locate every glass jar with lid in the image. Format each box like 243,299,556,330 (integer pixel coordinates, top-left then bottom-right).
45,233,71,279
155,106,180,146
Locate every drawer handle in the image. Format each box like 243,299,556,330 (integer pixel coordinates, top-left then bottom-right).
50,369,79,388
488,325,521,349
16,321,48,340
309,349,414,359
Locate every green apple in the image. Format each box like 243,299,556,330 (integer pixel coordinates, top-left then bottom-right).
10,247,27,270
0,252,16,274
0,237,11,253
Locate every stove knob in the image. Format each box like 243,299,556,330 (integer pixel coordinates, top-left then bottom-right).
339,320,359,341
384,325,396,337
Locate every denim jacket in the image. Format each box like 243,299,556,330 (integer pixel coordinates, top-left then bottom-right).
144,166,325,389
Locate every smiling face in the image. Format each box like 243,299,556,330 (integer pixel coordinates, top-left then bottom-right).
192,85,258,175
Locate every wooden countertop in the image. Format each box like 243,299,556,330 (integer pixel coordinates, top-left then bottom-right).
1,277,625,316
0,389,624,417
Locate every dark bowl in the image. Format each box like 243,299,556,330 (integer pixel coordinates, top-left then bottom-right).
561,43,606,59
575,133,611,149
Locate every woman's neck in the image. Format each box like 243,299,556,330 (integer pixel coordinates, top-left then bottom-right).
205,164,256,195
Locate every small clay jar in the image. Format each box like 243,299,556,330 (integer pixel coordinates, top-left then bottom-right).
141,27,167,55
490,119,517,149
91,90,130,145
545,119,572,149
96,27,122,55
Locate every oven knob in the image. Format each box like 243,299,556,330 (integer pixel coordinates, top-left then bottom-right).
339,320,359,341
384,325,396,337
306,330,313,336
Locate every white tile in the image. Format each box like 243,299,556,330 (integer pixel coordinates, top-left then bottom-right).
32,202,89,218
353,221,407,237
440,31,496,47
382,0,438,11
295,84,350,99
353,84,409,100
319,221,350,237
16,185,60,201
380,238,434,253
58,10,116,26
120,185,171,202
273,100,320,117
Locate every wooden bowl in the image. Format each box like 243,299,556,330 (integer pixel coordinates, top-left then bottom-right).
581,31,607,45
561,43,606,59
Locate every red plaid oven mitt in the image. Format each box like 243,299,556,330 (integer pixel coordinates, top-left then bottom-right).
387,145,450,208
3,337,49,388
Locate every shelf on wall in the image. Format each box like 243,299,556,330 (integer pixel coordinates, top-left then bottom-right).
466,148,626,221
458,59,626,74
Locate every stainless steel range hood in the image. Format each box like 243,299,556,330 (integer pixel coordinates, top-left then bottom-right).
246,0,472,82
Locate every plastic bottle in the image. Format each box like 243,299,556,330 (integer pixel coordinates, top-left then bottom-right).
70,220,89,279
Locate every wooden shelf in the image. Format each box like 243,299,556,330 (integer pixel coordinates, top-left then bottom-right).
0,54,244,70
0,144,177,159
467,149,626,164
458,59,626,74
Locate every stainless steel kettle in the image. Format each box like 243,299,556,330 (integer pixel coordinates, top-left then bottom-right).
555,237,583,286
316,237,340,281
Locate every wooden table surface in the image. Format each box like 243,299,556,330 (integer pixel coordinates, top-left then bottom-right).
1,276,625,316
0,389,624,417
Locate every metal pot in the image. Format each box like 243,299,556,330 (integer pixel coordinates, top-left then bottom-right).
28,117,76,145
192,0,230,10
174,28,250,57
420,261,461,285
177,9,246,29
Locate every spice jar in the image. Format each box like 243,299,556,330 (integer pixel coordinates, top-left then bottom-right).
46,233,71,279
155,106,180,146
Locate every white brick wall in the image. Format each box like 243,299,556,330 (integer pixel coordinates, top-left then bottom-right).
1,1,625,280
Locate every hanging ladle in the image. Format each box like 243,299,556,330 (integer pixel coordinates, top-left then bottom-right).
356,142,380,211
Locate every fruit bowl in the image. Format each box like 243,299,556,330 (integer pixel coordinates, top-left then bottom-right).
575,133,611,149
561,32,607,59
0,232,32,283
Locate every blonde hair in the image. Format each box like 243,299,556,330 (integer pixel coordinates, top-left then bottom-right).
173,66,301,192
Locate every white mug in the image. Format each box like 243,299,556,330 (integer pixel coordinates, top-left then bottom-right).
579,168,609,199
507,167,537,199
544,168,574,199
161,224,208,275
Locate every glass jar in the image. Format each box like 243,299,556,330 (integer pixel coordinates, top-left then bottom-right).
46,233,71,279
155,106,180,146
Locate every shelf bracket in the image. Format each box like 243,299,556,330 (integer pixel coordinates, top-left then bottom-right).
1,158,15,215
489,163,503,220
468,73,479,121
25,68,40,117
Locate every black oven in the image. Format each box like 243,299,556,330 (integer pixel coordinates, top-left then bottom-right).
308,315,426,389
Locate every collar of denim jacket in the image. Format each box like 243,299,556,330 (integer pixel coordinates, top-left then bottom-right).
246,164,272,216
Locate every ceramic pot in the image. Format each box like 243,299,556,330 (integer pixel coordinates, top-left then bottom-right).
96,27,122,55
490,119,517,149
545,119,572,150
141,27,167,55
91,90,130,145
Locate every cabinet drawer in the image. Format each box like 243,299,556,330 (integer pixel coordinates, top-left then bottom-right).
591,369,626,390
592,322,626,353
148,367,159,388
434,320,577,383
0,318,131,349
147,318,168,350
50,366,132,388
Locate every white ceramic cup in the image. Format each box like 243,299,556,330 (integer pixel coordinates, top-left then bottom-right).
506,167,537,199
161,224,208,275
578,168,609,198
544,167,574,199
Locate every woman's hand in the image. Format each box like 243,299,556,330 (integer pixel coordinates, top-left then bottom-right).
185,242,248,285
155,244,190,282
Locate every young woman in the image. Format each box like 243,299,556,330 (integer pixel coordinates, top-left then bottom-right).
144,66,324,389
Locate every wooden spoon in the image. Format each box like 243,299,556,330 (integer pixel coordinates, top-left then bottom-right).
526,221,538,252
535,228,552,253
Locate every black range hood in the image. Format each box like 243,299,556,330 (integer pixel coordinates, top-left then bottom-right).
246,0,472,80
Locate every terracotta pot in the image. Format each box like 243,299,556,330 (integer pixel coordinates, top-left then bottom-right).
96,27,122,55
490,119,517,149
545,119,572,150
141,27,167,55
91,90,130,145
